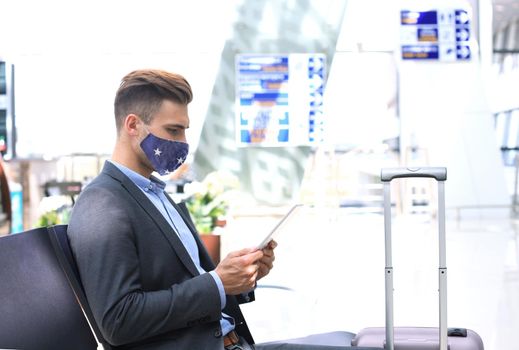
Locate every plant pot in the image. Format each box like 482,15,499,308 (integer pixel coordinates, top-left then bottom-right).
200,234,221,265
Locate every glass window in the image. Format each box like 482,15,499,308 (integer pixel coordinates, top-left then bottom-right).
0,62,6,95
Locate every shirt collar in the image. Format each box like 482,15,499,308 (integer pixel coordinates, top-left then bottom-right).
109,160,166,195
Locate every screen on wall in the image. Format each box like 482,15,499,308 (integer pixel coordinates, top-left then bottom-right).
235,53,326,147
400,7,473,61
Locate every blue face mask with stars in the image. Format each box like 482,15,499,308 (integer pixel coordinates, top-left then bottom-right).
140,132,189,176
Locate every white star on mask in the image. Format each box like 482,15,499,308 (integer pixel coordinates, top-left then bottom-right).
154,148,162,156
177,157,185,164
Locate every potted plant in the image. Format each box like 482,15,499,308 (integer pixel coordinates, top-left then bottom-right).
36,196,73,227
183,170,239,264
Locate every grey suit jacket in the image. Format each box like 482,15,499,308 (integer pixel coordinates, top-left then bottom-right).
68,161,254,349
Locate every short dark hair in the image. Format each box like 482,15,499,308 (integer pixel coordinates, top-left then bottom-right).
114,69,193,131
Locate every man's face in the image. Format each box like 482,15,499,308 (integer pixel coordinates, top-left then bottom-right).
144,99,189,143
133,99,190,176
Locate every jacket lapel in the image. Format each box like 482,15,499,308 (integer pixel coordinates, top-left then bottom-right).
102,162,200,277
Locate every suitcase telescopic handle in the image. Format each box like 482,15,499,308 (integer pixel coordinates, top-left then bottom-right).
381,166,448,350
381,167,447,182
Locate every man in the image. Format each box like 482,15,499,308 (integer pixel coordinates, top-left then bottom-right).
68,69,357,350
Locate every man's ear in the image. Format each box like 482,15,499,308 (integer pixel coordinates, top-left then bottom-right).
123,114,141,137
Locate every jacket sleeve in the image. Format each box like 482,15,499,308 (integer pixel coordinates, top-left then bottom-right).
67,185,222,346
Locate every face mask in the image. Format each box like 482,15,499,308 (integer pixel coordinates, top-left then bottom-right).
140,132,189,175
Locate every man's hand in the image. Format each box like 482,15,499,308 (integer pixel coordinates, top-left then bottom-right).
257,240,277,281
215,248,264,295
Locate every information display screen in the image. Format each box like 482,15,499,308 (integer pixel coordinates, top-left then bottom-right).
400,8,473,61
236,54,326,147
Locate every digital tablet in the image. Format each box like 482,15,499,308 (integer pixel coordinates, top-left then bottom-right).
257,204,302,249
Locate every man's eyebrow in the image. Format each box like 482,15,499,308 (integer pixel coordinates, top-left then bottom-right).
165,123,190,129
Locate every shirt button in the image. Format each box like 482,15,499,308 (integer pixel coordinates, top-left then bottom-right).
214,329,222,338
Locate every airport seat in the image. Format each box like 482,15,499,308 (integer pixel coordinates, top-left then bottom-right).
0,226,98,350
48,224,112,349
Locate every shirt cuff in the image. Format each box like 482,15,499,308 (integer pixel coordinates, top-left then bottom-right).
208,270,226,309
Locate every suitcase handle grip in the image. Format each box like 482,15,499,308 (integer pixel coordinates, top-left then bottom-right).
381,167,447,182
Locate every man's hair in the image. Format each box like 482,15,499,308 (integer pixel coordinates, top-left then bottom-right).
114,69,193,131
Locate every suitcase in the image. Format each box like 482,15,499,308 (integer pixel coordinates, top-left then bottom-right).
351,167,484,350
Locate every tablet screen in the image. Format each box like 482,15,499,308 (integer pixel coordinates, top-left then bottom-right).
257,204,302,249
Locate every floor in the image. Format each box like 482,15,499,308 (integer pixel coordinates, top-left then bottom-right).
223,205,519,350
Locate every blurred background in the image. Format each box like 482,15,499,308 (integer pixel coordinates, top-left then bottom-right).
1,0,519,349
